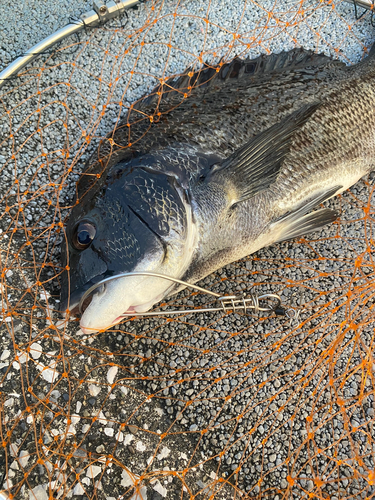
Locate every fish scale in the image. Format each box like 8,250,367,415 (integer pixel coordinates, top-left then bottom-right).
127,173,185,236
60,47,375,333
271,80,375,212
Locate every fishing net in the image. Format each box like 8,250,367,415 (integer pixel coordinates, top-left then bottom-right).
1,0,375,498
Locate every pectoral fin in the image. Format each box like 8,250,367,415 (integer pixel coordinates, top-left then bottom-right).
206,103,320,204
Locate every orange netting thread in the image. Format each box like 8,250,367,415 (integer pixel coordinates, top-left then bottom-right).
1,1,375,499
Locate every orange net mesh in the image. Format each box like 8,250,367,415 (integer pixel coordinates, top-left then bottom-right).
1,0,375,499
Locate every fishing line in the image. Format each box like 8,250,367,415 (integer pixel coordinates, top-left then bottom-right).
77,271,286,318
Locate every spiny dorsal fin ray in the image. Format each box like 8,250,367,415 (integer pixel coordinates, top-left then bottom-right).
139,48,341,110
205,103,320,204
272,186,342,243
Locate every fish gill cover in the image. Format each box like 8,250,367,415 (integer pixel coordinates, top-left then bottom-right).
0,0,375,499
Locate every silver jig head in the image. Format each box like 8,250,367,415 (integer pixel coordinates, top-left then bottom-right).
78,271,282,318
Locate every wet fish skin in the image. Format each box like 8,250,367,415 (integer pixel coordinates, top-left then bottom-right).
60,47,375,332
76,49,348,197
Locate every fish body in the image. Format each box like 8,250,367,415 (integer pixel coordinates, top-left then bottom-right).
60,48,375,333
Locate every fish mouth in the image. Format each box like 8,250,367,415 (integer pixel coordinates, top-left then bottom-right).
64,270,184,333
60,270,189,334
79,299,162,335
61,283,168,333
78,304,143,334
58,281,104,318
69,294,94,318
64,295,144,324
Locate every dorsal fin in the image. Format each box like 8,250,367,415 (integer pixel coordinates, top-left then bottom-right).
191,49,338,86
139,48,342,110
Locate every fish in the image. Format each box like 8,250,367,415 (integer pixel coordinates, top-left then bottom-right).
59,46,375,333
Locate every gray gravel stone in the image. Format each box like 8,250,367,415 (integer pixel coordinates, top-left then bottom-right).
1,1,375,499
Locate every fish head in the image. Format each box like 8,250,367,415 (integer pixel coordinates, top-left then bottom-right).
60,158,197,333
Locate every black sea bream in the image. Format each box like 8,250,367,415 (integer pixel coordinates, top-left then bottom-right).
60,48,375,333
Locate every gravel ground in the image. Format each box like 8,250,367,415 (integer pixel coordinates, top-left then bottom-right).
1,1,375,499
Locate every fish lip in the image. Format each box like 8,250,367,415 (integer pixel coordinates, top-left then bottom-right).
58,280,99,317
58,295,80,318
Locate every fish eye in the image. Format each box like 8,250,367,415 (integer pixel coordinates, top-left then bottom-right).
72,221,96,250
